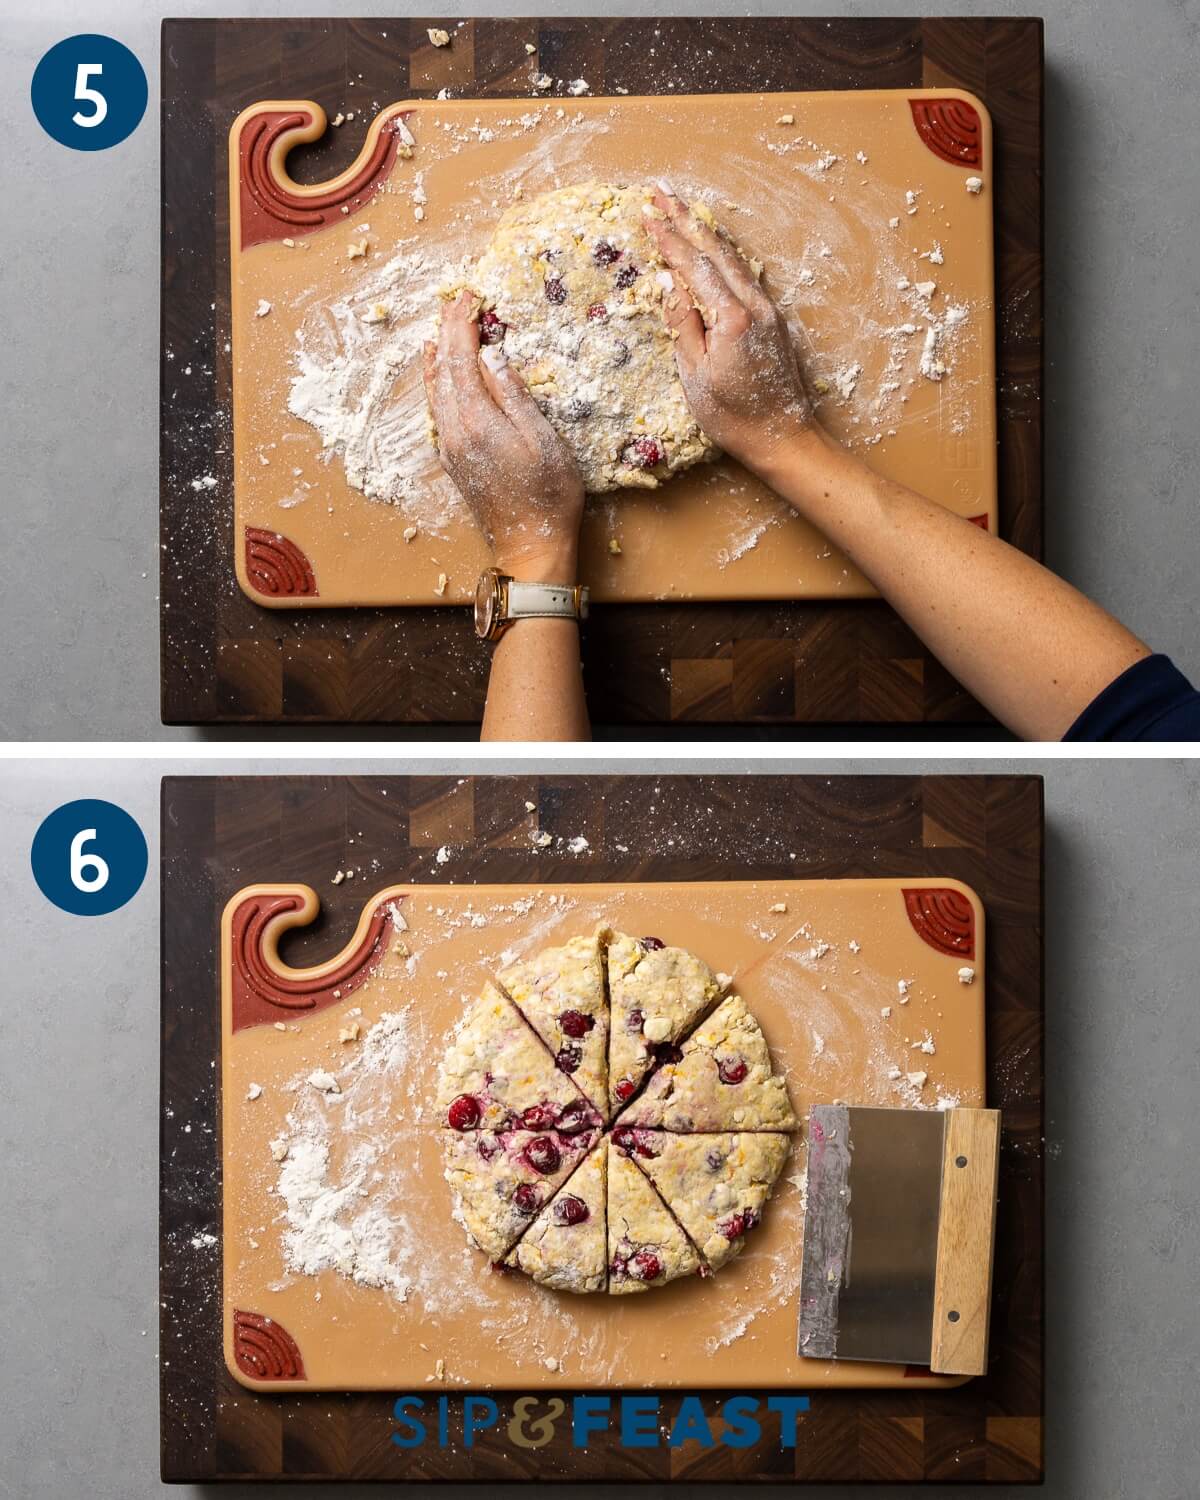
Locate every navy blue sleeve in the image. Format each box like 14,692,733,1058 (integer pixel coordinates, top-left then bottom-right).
1064,654,1200,741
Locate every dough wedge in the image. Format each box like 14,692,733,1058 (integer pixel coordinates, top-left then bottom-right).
500,931,609,1121
443,1127,597,1262
507,1141,608,1293
616,992,797,1131
606,1141,700,1293
436,981,600,1133
631,1131,791,1271
606,931,724,1114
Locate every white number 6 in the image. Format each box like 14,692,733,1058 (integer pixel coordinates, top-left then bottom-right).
70,828,110,892
72,63,107,128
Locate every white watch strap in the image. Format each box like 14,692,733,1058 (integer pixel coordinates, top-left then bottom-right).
506,579,587,622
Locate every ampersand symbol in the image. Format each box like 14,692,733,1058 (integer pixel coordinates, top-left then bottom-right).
507,1396,565,1449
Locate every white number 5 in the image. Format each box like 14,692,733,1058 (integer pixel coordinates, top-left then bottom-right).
70,828,110,892
72,63,107,128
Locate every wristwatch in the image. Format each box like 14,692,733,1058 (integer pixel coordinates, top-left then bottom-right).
474,568,589,642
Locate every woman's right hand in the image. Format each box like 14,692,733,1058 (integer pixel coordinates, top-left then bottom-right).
645,186,817,480
423,292,585,584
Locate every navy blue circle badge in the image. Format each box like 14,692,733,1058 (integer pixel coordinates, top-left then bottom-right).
31,35,148,151
31,799,149,916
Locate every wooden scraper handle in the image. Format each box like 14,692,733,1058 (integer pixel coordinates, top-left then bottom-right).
930,1108,1002,1377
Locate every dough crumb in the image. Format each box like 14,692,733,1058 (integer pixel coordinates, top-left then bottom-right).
957,965,976,985
246,1082,263,1101
403,526,418,542
965,175,984,194
775,113,795,126
308,1069,340,1094
433,571,448,596
254,299,272,317
608,537,622,555
428,28,450,47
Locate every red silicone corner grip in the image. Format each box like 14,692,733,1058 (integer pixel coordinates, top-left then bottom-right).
909,97,983,168
229,890,396,1032
233,1310,307,1380
244,527,318,598
902,887,975,960
236,106,406,250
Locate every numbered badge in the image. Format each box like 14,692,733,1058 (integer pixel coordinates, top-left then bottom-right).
31,34,148,151
31,799,149,916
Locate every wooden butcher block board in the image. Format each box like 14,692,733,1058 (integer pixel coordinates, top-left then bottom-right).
220,876,985,1393
229,90,995,607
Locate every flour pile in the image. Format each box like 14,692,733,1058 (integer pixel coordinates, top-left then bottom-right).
272,1009,416,1300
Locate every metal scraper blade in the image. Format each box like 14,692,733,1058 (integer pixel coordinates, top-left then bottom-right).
797,1104,947,1367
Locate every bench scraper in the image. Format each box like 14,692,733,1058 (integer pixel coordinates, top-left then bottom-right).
797,1104,1001,1377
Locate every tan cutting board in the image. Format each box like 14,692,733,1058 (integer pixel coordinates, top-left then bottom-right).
229,90,995,607
221,877,984,1392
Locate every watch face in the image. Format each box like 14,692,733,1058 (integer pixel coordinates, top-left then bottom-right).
474,570,498,638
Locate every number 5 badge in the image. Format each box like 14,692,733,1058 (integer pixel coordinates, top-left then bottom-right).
31,34,148,151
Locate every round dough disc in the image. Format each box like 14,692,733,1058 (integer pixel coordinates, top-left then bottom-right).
446,181,716,493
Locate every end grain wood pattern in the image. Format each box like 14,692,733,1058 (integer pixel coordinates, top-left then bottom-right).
159,773,1044,1482
160,18,1043,728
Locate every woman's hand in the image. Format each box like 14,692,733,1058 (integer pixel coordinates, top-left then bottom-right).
645,186,817,481
424,292,586,583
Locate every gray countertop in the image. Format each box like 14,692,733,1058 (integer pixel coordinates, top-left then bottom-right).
1,757,1198,1498
3,0,1199,738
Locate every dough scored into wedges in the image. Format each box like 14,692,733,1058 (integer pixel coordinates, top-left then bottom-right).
438,181,719,493
499,932,609,1122
606,1143,700,1294
435,981,600,1133
508,1143,608,1293
634,1131,790,1271
442,1127,597,1262
617,993,797,1131
606,931,724,1114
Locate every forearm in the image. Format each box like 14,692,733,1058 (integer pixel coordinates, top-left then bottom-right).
479,547,590,742
481,618,590,741
761,428,1150,740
